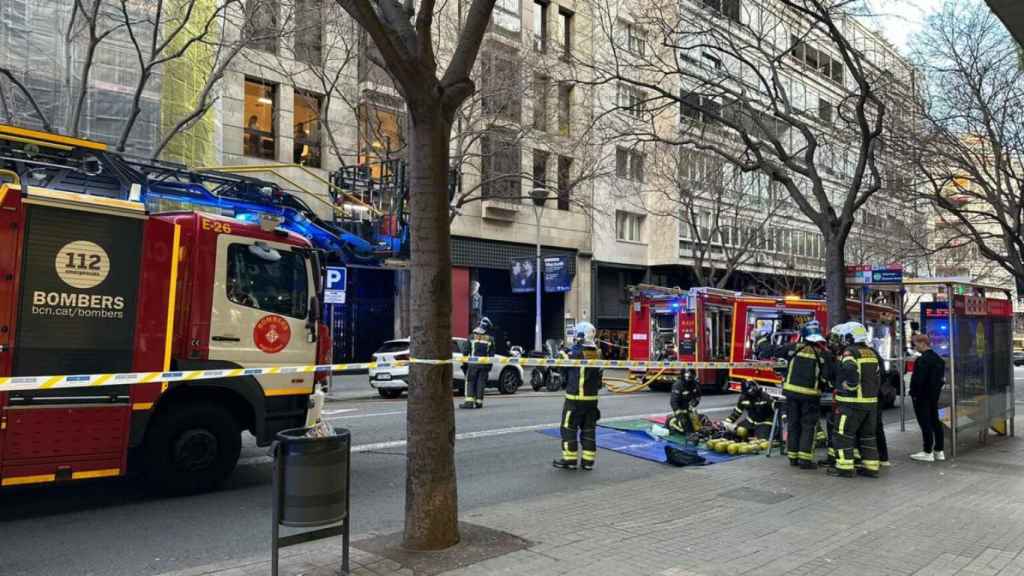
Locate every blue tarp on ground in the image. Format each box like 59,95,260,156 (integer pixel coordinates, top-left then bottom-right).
538,426,748,465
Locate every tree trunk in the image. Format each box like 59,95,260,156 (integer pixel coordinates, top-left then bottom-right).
824,233,849,327
403,114,459,550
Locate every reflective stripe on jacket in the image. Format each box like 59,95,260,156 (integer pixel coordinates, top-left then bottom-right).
782,342,824,397
563,345,602,401
836,345,881,404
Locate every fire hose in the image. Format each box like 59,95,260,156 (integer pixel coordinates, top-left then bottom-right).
604,367,667,394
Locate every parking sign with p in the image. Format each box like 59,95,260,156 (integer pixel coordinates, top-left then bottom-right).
325,266,347,304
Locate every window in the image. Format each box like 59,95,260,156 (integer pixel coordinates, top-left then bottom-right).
622,21,646,56
357,94,407,178
244,79,276,160
557,156,572,210
482,51,522,122
247,0,278,54
679,91,717,124
818,97,833,123
294,91,322,167
533,75,548,131
295,0,322,65
481,128,522,201
558,83,573,136
702,52,722,70
615,147,645,182
559,8,573,60
533,0,548,52
493,0,521,35
831,58,845,84
617,83,646,118
702,0,740,23
790,35,843,85
533,151,548,205
616,211,644,242
227,243,308,319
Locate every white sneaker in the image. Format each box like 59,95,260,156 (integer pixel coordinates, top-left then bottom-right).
934,451,946,461
910,451,935,462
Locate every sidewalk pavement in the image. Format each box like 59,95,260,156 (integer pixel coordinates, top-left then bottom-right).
159,415,1024,576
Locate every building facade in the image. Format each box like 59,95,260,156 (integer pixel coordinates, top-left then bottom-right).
1,0,930,358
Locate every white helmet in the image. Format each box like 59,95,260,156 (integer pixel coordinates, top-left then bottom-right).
847,322,870,344
574,321,597,346
830,322,852,340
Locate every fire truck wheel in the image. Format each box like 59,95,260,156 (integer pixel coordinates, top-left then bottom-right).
145,404,241,494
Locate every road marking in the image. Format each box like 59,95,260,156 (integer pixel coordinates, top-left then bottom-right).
324,408,359,415
326,410,406,420
238,407,733,468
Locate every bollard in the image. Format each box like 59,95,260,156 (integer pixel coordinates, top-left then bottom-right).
272,427,351,576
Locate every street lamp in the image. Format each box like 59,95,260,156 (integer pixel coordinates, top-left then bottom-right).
531,187,547,353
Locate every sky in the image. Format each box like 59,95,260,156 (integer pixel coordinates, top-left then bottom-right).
864,0,946,52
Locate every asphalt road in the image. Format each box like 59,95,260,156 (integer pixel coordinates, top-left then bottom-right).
1,370,1020,576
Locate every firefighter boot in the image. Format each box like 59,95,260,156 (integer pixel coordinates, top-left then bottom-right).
552,458,578,470
827,467,854,478
799,460,818,471
460,401,476,409
857,467,880,479
580,460,594,471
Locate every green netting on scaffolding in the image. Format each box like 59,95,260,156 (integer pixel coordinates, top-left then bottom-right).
160,0,218,167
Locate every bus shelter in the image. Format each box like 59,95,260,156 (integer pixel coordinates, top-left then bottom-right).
851,277,1015,458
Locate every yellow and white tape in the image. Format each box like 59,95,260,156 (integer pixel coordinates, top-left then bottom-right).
0,357,780,393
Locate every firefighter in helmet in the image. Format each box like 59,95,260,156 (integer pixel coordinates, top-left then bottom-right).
460,317,494,410
553,322,603,471
829,321,883,478
753,325,775,360
722,381,776,440
776,320,831,469
667,369,702,435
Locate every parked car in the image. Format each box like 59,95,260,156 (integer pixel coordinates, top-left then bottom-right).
1014,351,1024,367
369,338,524,398
453,337,525,395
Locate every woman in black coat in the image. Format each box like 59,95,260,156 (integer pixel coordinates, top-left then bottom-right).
909,334,946,462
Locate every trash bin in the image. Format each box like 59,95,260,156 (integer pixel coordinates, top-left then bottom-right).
272,426,350,576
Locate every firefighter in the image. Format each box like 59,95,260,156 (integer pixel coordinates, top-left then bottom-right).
722,381,776,440
553,322,603,471
460,317,494,410
667,369,702,435
776,321,830,469
829,322,883,478
753,325,775,359
819,322,850,468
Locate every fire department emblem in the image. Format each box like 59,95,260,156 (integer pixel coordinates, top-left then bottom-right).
254,315,291,354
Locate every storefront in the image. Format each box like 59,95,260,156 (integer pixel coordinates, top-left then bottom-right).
451,237,578,352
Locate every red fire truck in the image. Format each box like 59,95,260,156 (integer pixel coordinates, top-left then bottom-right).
0,139,329,491
627,284,900,406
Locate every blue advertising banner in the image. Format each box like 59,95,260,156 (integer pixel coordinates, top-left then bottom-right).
543,256,573,293
510,257,537,293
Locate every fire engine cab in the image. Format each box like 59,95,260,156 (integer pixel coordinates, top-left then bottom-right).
0,128,328,492
627,284,900,406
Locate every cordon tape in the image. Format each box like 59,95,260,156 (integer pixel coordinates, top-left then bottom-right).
0,356,782,393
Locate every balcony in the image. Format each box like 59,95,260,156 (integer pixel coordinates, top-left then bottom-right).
482,197,521,221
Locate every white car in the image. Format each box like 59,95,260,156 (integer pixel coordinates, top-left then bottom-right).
369,338,525,399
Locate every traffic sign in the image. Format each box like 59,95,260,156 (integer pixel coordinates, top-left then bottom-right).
871,268,903,283
847,263,903,285
325,266,346,304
